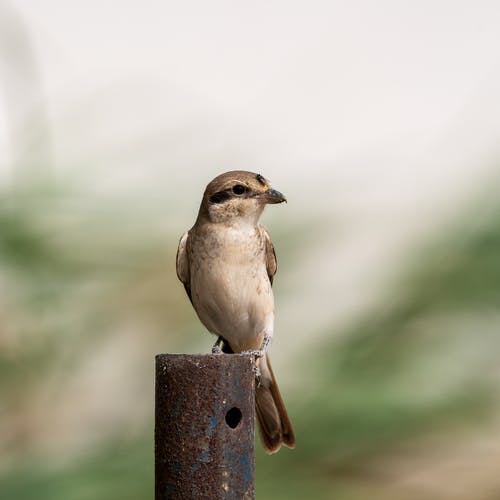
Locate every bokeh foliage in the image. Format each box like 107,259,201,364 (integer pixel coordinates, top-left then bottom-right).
1,178,499,499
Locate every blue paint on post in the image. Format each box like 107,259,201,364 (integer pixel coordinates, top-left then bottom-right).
241,455,251,482
198,449,211,463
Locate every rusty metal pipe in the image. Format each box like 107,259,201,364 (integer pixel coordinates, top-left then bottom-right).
155,354,255,499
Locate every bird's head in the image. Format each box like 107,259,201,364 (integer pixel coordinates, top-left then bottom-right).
197,170,286,226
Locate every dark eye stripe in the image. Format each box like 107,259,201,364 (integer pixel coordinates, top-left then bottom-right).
209,190,232,204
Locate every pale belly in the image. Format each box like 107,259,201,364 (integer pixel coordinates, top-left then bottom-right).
190,259,274,352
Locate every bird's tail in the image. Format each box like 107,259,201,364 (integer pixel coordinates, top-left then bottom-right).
255,353,295,454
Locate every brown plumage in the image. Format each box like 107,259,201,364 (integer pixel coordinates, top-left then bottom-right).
176,170,295,453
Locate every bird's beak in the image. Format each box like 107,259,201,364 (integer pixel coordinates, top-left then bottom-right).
256,188,287,204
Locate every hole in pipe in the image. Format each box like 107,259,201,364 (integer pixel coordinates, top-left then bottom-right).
225,407,242,428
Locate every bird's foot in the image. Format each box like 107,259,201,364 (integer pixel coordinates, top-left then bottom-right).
240,335,271,360
242,350,264,386
240,349,264,359
253,364,262,387
211,336,226,354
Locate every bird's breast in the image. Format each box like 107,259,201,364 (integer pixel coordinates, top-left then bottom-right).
188,224,274,350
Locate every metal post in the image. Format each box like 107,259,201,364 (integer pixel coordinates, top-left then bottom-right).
155,354,255,499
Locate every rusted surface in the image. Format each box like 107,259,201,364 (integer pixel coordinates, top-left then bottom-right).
155,354,255,499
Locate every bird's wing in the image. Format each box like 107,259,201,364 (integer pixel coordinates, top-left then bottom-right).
259,225,277,286
176,231,192,303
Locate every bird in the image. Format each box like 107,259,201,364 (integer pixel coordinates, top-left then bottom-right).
176,170,295,454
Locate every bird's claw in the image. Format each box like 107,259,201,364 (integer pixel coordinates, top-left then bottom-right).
241,349,264,359
253,365,262,387
211,336,225,354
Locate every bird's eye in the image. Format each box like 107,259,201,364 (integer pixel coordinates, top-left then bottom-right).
232,184,246,195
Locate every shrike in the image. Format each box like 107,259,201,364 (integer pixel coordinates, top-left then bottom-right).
176,170,295,453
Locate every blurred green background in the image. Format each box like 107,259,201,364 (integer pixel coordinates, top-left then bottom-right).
2,2,500,499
